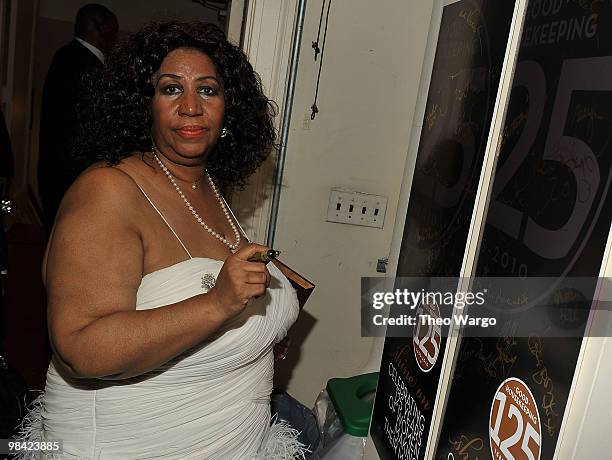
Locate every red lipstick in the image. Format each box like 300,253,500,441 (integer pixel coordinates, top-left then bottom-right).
176,126,206,138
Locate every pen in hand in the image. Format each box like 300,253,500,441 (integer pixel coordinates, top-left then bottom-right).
247,249,281,264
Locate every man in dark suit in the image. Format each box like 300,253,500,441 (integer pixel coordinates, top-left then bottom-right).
38,4,118,233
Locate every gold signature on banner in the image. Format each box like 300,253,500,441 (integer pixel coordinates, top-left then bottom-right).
528,336,559,437
575,102,612,146
500,111,528,150
459,8,482,34
448,434,484,460
576,0,604,13
481,323,518,379
454,332,518,382
426,103,446,130
481,339,517,379
575,103,606,125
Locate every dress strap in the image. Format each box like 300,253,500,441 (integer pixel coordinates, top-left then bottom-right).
221,195,250,243
134,183,193,259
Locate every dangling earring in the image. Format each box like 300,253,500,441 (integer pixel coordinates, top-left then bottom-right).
220,127,229,138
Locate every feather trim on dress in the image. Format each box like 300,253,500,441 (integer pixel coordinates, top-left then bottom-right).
13,392,61,460
253,416,309,459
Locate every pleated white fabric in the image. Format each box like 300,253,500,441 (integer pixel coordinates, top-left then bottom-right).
17,257,305,459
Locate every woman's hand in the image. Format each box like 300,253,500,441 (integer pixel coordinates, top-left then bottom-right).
207,243,272,320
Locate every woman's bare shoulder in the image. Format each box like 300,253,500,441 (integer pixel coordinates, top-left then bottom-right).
45,161,147,285
62,161,143,212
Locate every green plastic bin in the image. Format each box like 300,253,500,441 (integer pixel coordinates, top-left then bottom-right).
325,372,379,437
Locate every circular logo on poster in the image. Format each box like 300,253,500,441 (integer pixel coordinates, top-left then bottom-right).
413,302,442,373
489,377,541,460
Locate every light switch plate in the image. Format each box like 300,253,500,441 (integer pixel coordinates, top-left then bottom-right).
326,189,388,228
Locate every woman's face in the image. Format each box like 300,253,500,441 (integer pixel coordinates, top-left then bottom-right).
150,48,225,164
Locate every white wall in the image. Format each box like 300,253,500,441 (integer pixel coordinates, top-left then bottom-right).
273,0,435,404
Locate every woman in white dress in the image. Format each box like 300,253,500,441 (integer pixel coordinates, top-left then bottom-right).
18,22,306,459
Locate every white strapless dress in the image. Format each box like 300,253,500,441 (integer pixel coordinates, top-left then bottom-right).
17,257,306,459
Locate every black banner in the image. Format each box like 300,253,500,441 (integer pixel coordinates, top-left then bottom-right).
370,1,516,458
437,1,612,459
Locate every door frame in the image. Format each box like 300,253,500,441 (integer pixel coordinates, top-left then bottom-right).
228,0,299,244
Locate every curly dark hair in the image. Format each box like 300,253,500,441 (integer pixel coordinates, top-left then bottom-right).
77,21,276,188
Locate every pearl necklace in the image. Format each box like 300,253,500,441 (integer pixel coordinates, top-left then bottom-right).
152,151,241,251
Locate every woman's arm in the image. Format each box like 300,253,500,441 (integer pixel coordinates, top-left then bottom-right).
46,167,270,380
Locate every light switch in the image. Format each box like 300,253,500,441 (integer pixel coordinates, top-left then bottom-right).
326,189,388,228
